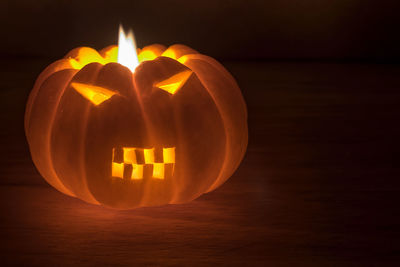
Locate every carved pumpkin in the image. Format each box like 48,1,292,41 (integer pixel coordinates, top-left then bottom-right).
25,43,248,209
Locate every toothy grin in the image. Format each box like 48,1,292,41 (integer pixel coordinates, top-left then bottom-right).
111,147,175,180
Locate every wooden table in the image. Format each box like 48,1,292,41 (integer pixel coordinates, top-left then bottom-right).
1,59,399,265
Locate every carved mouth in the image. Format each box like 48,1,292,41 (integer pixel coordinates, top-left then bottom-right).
111,147,175,180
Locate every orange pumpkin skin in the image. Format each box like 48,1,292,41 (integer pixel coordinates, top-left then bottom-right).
25,44,248,209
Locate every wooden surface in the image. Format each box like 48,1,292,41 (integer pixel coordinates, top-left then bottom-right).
0,59,399,266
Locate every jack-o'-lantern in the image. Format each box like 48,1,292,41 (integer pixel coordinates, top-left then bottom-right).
24,27,248,209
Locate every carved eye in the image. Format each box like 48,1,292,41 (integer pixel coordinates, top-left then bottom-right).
155,70,192,94
71,82,117,105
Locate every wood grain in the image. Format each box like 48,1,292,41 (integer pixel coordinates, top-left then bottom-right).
0,59,399,266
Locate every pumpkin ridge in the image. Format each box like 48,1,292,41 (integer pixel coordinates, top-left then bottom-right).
48,64,103,204
167,73,226,203
45,72,78,197
28,70,77,196
132,69,173,207
186,74,229,195
183,55,248,192
25,59,78,132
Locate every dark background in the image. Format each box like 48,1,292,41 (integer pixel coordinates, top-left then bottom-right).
1,0,400,61
1,0,400,265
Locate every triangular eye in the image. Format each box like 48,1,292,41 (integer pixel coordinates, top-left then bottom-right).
71,82,117,105
155,70,192,94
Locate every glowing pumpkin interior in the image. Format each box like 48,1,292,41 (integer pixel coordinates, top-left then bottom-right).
68,44,188,71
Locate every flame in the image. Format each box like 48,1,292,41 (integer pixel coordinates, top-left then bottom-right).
117,25,139,72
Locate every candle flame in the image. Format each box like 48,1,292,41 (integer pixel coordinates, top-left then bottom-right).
117,25,139,72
